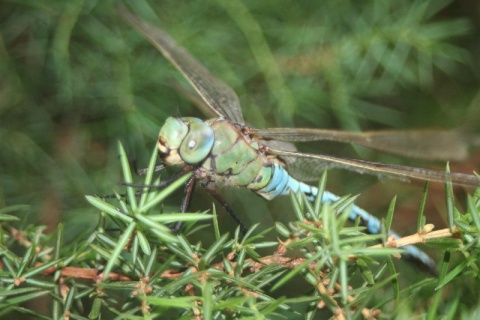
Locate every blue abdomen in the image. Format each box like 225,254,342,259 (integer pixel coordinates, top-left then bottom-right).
255,163,435,272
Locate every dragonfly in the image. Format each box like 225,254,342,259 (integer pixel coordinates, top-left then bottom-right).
119,8,480,273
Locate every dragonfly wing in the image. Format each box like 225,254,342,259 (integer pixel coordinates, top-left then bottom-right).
252,128,471,161
260,141,335,183
261,140,297,152
280,157,330,182
168,79,220,119
119,7,245,124
269,148,480,187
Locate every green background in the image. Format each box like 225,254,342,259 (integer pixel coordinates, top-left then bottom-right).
1,0,479,272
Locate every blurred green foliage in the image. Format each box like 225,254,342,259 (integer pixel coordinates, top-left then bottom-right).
1,0,480,318
1,0,479,227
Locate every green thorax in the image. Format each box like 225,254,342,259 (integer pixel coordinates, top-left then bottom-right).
201,119,271,189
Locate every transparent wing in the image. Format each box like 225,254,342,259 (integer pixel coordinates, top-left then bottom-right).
251,128,471,161
119,7,245,124
268,148,480,186
281,157,330,182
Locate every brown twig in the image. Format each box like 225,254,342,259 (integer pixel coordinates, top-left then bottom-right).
370,225,459,251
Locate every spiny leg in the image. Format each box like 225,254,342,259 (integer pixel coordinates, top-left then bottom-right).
129,157,165,176
136,164,165,176
202,183,248,235
121,163,248,235
102,167,192,217
171,174,197,233
127,166,196,232
122,166,192,189
120,166,197,233
101,160,166,199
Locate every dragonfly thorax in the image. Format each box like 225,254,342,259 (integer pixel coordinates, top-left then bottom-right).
158,117,215,166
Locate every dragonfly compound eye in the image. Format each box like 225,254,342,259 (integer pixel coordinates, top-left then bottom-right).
180,121,215,164
158,117,189,150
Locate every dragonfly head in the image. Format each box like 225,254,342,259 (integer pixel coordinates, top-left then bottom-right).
158,117,215,166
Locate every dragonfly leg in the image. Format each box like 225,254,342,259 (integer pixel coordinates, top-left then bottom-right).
101,167,193,214
122,166,192,189
202,183,248,235
135,164,165,176
129,157,165,176
171,174,197,233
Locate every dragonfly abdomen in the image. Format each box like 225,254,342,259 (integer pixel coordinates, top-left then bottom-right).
254,163,436,271
255,162,383,233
